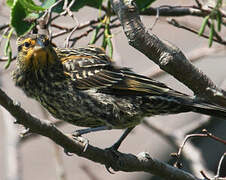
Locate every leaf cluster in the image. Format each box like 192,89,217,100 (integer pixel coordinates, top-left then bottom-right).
2,0,155,64
198,0,223,47
7,0,155,36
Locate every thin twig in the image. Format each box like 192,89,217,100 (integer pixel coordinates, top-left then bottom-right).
176,133,208,160
200,170,211,180
202,129,226,145
51,16,105,39
68,23,121,47
38,0,64,36
149,7,159,30
59,0,80,48
194,0,202,8
142,119,211,176
167,18,226,46
215,152,226,178
0,26,10,46
173,129,226,171
0,55,16,62
0,23,9,31
141,5,224,18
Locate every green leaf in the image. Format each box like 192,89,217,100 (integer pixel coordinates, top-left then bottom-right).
5,50,12,69
25,12,40,20
89,23,102,44
216,10,222,32
6,0,14,7
198,15,209,36
4,29,13,69
20,0,45,11
135,0,156,11
10,0,34,36
106,37,113,58
41,0,56,9
4,38,10,56
51,0,104,13
209,20,214,47
101,33,107,49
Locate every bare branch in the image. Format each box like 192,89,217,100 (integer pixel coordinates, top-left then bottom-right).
141,6,209,17
215,152,226,178
0,55,16,62
142,119,213,177
167,18,226,46
0,23,9,31
19,120,65,143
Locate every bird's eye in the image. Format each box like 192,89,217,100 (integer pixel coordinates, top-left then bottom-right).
24,42,30,48
44,39,49,46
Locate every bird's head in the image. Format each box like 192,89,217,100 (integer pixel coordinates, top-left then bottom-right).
16,34,58,71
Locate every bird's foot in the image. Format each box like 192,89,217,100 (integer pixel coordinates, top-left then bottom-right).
71,133,89,152
104,145,122,174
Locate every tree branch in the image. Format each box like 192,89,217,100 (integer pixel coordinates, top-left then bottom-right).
110,0,226,106
141,6,210,17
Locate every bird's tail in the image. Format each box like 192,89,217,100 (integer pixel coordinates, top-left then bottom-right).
188,99,226,119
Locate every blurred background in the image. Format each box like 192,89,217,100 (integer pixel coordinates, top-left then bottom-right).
0,0,226,179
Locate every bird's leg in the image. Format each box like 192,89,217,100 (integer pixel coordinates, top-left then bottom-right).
110,127,135,151
72,126,112,136
72,126,112,152
104,127,135,173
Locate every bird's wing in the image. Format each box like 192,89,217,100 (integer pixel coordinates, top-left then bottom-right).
57,46,124,90
57,46,188,97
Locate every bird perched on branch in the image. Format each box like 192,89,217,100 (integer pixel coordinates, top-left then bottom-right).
13,34,226,150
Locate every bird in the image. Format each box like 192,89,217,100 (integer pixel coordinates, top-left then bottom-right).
13,33,226,150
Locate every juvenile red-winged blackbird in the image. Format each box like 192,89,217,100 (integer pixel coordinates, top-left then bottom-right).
13,34,226,149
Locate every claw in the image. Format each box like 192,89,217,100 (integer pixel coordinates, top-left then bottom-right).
20,127,30,137
105,164,115,174
78,136,89,152
104,146,122,173
64,149,73,156
72,130,82,137
72,135,89,152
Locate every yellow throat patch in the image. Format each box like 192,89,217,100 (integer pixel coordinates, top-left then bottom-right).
19,37,56,70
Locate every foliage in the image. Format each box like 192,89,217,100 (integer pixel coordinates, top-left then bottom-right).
4,0,156,65
198,0,223,47
2,0,225,67
7,0,155,36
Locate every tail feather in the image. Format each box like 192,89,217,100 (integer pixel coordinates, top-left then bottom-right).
190,100,226,119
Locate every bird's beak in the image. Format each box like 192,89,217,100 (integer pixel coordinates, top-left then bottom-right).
35,38,45,50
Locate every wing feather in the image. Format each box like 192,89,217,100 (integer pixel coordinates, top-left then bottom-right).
59,47,124,89
58,46,187,97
